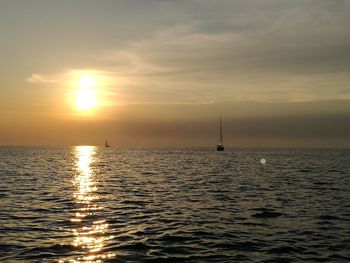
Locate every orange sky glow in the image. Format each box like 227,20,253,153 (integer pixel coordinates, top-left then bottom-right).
0,0,349,148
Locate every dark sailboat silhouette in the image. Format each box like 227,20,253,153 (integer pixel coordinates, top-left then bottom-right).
105,140,110,147
216,116,224,151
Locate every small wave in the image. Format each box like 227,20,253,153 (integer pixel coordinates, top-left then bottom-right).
299,169,312,173
240,221,268,227
317,215,340,220
328,253,350,261
145,255,213,263
210,241,262,252
31,207,53,212
314,181,328,185
117,242,151,250
20,244,78,255
268,245,304,254
261,256,294,263
251,208,284,218
16,244,82,260
192,230,213,238
141,171,157,175
158,234,191,243
252,211,283,218
0,243,26,252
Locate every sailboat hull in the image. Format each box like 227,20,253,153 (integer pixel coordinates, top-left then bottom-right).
216,145,224,151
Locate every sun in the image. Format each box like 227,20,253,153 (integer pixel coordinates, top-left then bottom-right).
66,72,100,115
66,70,112,116
75,88,97,111
74,75,98,113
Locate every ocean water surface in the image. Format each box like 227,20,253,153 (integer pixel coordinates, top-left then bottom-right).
0,146,349,262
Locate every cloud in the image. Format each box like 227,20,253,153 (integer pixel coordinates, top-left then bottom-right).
24,0,350,103
26,69,118,87
25,69,123,108
26,74,58,84
98,0,350,103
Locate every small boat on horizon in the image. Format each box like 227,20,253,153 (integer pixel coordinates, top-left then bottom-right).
216,116,224,151
105,140,110,147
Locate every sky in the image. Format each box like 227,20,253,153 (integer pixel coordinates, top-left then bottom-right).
0,0,349,147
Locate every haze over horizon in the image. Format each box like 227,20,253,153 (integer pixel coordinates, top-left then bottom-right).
1,0,350,148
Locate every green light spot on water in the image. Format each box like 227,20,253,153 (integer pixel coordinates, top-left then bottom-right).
260,158,267,165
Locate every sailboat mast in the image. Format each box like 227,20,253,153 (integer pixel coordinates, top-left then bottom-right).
219,116,223,145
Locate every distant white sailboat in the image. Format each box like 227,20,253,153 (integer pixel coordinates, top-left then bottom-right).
105,140,110,147
216,116,224,151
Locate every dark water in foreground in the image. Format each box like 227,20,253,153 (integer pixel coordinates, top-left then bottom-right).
0,147,349,262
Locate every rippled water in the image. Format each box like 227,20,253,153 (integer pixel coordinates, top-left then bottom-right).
0,147,349,262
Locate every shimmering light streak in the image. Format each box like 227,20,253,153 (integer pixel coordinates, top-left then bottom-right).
69,146,115,262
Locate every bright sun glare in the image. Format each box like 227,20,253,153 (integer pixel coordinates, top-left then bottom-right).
73,74,99,114
75,88,97,111
78,75,96,89
67,70,111,116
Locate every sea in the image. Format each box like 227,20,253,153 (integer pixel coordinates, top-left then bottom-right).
0,146,349,262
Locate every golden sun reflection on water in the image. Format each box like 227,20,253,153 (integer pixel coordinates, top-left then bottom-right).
68,146,115,262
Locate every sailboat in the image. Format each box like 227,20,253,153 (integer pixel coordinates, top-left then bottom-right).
105,139,110,147
216,116,224,151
